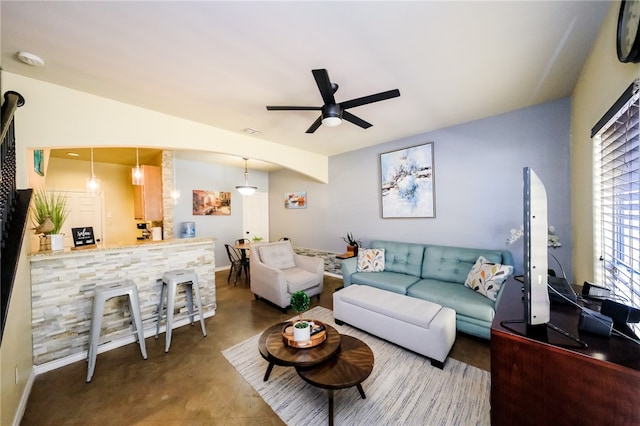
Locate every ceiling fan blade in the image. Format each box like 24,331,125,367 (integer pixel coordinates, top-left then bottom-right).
340,89,400,110
312,69,336,106
266,106,322,111
342,111,372,129
305,116,323,133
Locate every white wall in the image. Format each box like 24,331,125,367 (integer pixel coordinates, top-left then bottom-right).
270,98,573,279
2,72,329,184
172,157,268,267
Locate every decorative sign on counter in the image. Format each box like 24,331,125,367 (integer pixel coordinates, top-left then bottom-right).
71,227,97,250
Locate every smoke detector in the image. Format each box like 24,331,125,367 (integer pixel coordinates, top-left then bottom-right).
17,51,45,67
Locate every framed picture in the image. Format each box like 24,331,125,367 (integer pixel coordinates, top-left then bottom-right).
192,190,231,215
284,191,307,209
34,149,44,176
380,142,435,218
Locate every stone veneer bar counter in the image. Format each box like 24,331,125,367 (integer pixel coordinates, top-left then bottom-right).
29,237,216,369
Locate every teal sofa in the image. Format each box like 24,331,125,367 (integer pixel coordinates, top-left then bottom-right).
341,240,514,339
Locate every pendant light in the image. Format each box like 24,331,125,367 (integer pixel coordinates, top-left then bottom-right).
86,147,100,195
171,150,180,204
131,147,144,185
235,157,257,196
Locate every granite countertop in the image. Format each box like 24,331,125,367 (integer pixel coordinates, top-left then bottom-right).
29,237,216,260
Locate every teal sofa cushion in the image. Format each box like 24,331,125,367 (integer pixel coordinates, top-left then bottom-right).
340,239,514,340
421,246,507,284
370,240,424,277
407,279,497,322
351,271,420,294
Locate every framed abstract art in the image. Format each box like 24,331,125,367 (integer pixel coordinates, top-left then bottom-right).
380,142,435,218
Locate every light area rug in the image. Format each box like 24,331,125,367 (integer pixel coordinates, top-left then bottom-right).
222,306,490,426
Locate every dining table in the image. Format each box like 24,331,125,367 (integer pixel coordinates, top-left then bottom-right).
233,242,251,258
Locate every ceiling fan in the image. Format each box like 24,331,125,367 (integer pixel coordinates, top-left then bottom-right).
266,69,400,133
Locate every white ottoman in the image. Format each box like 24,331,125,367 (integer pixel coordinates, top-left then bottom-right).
333,284,456,368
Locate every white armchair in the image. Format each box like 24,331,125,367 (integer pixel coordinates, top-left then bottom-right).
250,240,324,310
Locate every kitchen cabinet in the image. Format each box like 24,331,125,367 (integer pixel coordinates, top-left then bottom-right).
133,165,163,221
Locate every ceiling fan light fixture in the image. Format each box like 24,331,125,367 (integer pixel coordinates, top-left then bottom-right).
322,103,342,127
322,116,342,127
266,69,400,133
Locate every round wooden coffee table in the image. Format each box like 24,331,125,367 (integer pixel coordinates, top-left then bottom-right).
296,335,374,426
258,321,341,381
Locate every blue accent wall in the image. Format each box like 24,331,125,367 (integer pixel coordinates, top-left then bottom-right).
268,98,572,280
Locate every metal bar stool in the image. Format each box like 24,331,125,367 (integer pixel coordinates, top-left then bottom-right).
155,269,207,352
87,280,147,382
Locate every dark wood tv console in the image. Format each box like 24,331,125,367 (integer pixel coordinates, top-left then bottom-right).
491,279,640,426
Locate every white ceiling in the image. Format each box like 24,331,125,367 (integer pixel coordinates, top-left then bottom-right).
1,1,610,169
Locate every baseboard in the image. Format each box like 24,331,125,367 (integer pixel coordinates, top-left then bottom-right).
324,271,342,279
33,309,216,375
12,367,36,426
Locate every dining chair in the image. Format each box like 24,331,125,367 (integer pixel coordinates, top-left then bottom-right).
224,244,246,285
235,238,251,267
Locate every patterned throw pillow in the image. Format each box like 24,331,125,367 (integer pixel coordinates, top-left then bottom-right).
464,256,513,301
357,248,385,272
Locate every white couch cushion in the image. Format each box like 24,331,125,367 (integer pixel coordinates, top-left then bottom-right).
340,284,442,329
283,267,319,293
259,244,296,269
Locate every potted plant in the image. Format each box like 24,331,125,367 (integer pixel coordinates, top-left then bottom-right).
290,291,311,342
342,232,362,256
32,187,69,251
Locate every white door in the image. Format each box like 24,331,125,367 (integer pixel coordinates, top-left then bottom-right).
58,191,104,248
242,191,269,242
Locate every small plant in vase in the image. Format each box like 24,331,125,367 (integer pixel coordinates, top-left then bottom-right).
342,232,362,256
290,291,311,342
32,187,69,251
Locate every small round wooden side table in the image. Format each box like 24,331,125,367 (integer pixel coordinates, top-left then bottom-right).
258,321,341,381
296,335,374,426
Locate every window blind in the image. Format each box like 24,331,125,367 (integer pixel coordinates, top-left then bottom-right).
593,82,640,320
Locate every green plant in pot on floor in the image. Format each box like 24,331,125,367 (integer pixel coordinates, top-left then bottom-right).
290,291,311,342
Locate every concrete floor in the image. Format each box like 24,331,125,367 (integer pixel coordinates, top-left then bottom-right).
21,270,490,425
